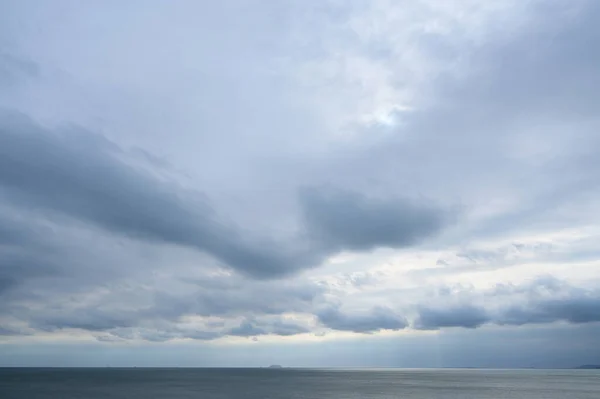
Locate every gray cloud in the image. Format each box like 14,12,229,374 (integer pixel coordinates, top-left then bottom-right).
0,209,69,296
0,325,30,337
0,110,448,282
0,203,154,305
0,110,298,279
266,319,311,336
0,250,58,296
501,296,600,326
300,187,448,252
37,313,312,342
150,278,325,319
0,53,38,90
227,321,267,337
309,0,600,246
317,306,408,333
0,0,599,369
100,327,224,343
31,308,136,333
227,318,309,338
414,278,600,330
2,322,600,368
4,272,600,341
415,305,490,330
0,268,324,341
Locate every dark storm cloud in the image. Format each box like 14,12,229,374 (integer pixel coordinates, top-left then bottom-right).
316,306,408,333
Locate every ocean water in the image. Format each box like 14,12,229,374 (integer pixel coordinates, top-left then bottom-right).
1,368,599,398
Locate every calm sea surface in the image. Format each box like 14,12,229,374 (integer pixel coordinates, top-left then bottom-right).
1,368,599,399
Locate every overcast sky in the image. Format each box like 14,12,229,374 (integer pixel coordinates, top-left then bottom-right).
1,0,600,368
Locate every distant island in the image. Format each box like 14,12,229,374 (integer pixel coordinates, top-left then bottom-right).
268,365,283,369
576,365,600,369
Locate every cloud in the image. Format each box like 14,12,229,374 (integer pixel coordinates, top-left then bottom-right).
36,311,312,342
300,187,449,252
306,0,600,246
0,0,599,371
414,277,600,330
0,208,68,296
0,53,38,90
99,327,224,343
0,110,301,279
150,277,325,319
0,110,449,283
226,320,267,337
317,306,408,333
0,325,30,337
415,305,490,330
4,270,600,342
227,318,309,338
31,308,135,333
266,319,311,336
2,272,324,339
501,296,600,326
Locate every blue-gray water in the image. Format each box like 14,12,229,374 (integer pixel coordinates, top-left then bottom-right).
1,368,599,398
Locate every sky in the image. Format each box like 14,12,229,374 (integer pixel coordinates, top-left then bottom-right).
1,0,600,368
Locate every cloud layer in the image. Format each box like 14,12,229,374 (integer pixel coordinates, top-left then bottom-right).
0,111,449,282
1,0,600,367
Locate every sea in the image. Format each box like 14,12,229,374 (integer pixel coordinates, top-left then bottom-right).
1,368,599,398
